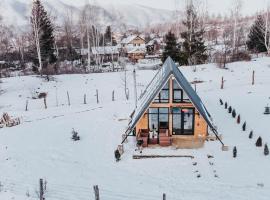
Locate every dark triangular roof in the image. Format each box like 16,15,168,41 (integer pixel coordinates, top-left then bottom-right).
124,57,222,145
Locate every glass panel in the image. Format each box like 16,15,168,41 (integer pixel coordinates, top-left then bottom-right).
183,108,194,134
173,79,181,89
149,114,158,131
160,90,169,102
153,80,170,103
183,91,190,102
149,108,158,114
173,90,182,103
173,114,182,135
159,108,169,114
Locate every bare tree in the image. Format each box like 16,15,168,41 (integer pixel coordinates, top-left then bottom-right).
31,1,43,72
231,0,243,53
264,2,270,54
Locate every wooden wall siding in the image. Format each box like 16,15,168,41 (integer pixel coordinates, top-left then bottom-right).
130,37,145,45
136,111,148,135
135,76,208,139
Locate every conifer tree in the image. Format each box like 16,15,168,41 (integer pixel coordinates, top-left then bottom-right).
180,1,208,65
247,15,268,53
104,26,112,45
162,31,180,63
31,0,56,73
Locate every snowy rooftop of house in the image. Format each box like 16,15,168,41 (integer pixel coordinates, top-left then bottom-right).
127,47,146,54
146,38,163,46
80,46,119,55
121,35,144,44
126,57,215,135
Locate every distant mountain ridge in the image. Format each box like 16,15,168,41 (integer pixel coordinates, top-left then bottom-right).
0,0,174,30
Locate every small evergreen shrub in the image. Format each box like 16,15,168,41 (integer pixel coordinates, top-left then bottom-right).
242,122,246,131
114,149,121,162
228,106,232,113
264,144,269,156
232,109,236,118
249,131,253,139
237,115,241,124
233,146,237,158
219,99,223,105
256,137,262,147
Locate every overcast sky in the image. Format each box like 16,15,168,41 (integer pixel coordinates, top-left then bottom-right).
66,0,267,15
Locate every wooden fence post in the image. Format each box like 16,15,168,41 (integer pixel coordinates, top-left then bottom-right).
252,70,255,85
25,100,28,111
39,179,44,200
96,90,99,104
44,97,47,109
163,193,166,200
221,76,224,89
93,185,100,200
67,91,70,106
84,94,87,104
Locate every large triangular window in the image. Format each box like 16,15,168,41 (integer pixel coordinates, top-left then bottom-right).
153,81,169,103
173,79,191,103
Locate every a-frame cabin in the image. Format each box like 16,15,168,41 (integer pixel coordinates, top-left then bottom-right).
125,57,220,148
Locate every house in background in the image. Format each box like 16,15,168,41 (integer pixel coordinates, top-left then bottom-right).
120,35,146,49
79,46,119,63
127,48,146,63
120,35,146,62
146,37,164,56
124,57,221,148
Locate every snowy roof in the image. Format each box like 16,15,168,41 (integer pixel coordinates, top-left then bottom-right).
91,46,119,55
121,35,145,44
127,48,146,54
80,46,119,55
146,38,163,46
126,57,216,135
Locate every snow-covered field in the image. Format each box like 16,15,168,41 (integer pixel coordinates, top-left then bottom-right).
0,57,270,200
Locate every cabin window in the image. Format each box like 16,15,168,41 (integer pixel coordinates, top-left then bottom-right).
182,108,194,134
148,108,158,131
148,108,169,131
172,107,194,135
173,80,182,103
173,80,191,103
154,81,169,103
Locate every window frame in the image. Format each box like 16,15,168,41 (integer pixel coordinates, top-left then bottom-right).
172,107,195,135
148,107,169,131
153,82,170,103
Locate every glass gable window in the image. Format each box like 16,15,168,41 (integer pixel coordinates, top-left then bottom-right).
154,81,169,103
173,79,191,103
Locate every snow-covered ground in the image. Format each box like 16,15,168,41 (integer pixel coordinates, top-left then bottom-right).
0,57,270,200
